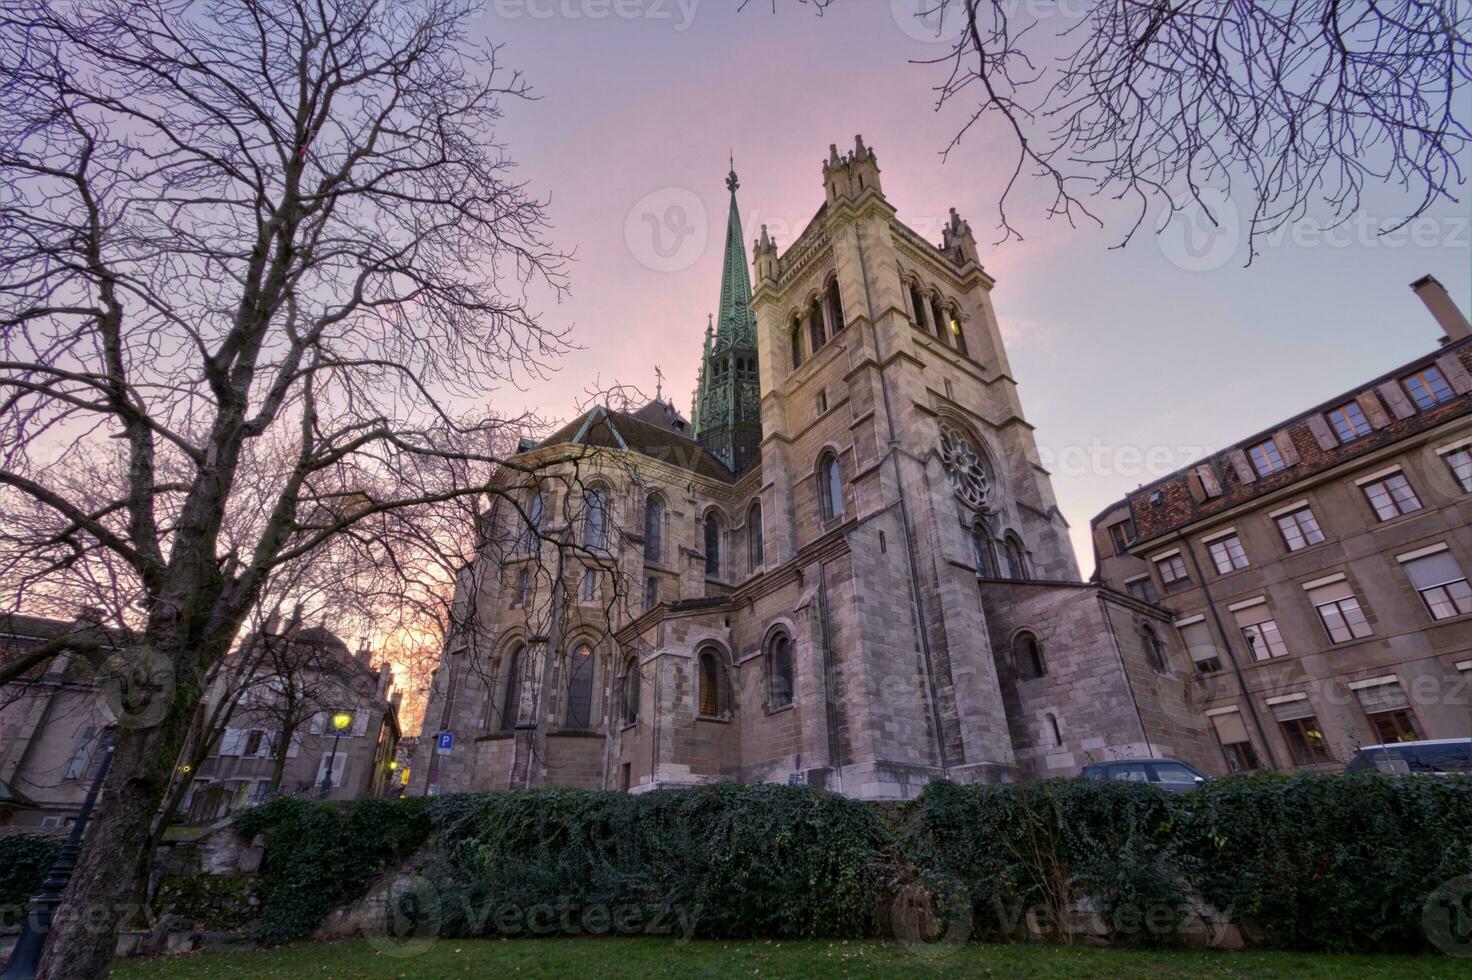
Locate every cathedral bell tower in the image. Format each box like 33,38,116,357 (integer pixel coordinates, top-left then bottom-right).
692,158,762,475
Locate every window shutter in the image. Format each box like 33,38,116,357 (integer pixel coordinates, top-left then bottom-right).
1306,414,1338,451
1226,449,1256,485
1274,429,1300,465
1402,551,1464,590
1435,353,1472,395
1354,681,1410,714
1269,698,1314,722
1196,463,1222,498
1354,391,1391,428
1376,381,1416,420
1210,710,1250,745
1179,621,1217,664
1187,470,1208,503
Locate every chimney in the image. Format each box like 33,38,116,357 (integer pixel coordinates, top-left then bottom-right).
1410,274,1471,343
377,661,392,700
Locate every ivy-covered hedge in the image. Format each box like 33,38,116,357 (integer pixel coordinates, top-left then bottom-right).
0,833,63,928
232,773,1472,953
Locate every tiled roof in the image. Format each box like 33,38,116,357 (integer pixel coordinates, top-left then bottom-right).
535,405,736,483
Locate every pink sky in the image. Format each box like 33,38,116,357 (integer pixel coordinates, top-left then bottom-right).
471,1,1472,568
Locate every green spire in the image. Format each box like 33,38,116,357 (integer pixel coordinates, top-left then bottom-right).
715,157,757,349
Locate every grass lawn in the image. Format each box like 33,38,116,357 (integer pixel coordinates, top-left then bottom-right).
111,937,1472,978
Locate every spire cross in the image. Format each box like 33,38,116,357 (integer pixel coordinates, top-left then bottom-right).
654,365,664,400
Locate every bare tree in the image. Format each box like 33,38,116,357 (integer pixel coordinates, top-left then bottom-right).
759,0,1470,261
0,0,601,973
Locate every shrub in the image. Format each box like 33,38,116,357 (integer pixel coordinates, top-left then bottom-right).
0,833,63,928
1172,771,1472,952
234,795,432,944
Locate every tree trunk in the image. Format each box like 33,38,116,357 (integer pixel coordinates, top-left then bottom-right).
36,704,187,978
269,718,292,792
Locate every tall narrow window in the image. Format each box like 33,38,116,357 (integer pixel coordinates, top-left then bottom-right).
930,297,949,346
565,643,594,730
1443,446,1472,492
748,502,764,571
644,495,664,562
949,310,969,356
790,317,804,370
516,567,531,607
769,634,794,708
825,277,844,335
643,575,659,611
1013,632,1045,679
620,657,640,725
1002,536,1027,580
704,512,721,577
819,452,843,521
807,298,826,352
1046,713,1063,747
908,283,928,331
520,490,544,554
584,487,607,549
972,524,994,576
698,649,724,717
500,644,524,731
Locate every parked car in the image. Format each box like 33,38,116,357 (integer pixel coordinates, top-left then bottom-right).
1079,758,1211,792
1344,738,1472,775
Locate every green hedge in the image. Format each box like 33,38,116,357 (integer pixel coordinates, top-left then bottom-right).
233,774,1472,953
0,833,63,928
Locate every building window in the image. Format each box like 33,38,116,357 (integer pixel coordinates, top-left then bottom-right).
63,725,99,780
1275,506,1325,552
1443,446,1472,492
580,569,598,602
1234,603,1288,660
1207,533,1249,574
1141,626,1167,673
243,729,265,758
1209,711,1259,773
1327,402,1372,442
565,643,594,730
807,297,826,352
790,317,804,370
747,502,764,571
644,495,664,562
1369,709,1421,742
1278,715,1331,766
584,487,607,549
908,283,928,332
768,633,794,708
819,452,843,522
620,657,640,726
1002,535,1027,580
930,297,949,346
1361,472,1422,521
516,567,531,607
816,389,828,415
1402,365,1454,410
643,575,659,611
1178,620,1221,674
1045,713,1063,747
1248,438,1287,476
1154,553,1190,592
520,490,545,554
1125,575,1159,604
972,524,995,576
698,649,725,718
500,644,524,731
1307,580,1374,643
1108,519,1134,556
1401,550,1472,620
949,310,969,356
825,277,844,335
1013,631,1045,679
704,512,721,577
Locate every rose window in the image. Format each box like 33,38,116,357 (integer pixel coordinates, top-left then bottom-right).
938,423,990,508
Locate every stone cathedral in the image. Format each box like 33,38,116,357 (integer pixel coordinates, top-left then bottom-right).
412,138,1216,800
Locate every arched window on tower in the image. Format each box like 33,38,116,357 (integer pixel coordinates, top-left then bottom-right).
1013,631,1046,679
931,296,950,346
768,632,794,708
644,495,663,563
909,282,928,332
698,648,726,718
972,523,995,577
620,656,641,725
819,452,844,522
748,501,764,572
808,297,826,353
1002,535,1028,580
825,277,844,336
790,316,804,370
565,643,594,730
704,512,721,577
584,487,607,549
499,644,524,731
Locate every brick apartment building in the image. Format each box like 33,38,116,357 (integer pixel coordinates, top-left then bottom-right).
1093,277,1471,772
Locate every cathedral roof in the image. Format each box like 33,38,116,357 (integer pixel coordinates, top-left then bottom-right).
535,403,734,482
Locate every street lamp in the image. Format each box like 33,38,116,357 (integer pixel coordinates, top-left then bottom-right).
318,710,352,799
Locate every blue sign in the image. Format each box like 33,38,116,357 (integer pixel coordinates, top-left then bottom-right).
436,731,454,755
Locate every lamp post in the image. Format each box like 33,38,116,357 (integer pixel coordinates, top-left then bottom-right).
2,728,116,980
318,710,352,799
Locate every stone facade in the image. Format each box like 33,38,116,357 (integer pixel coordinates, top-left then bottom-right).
1093,285,1472,773
410,138,1217,800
